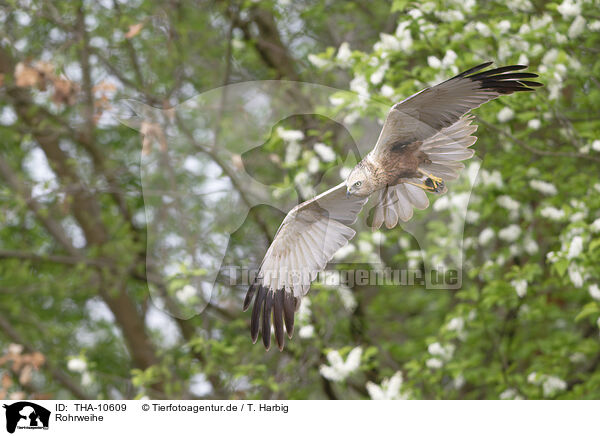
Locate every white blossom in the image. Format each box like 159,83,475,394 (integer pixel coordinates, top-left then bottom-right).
426,358,443,369
446,317,464,332
370,63,388,85
497,195,520,212
588,284,600,301
392,239,407,253
427,56,442,69
176,284,196,303
557,0,581,18
334,242,355,260
336,42,352,65
67,357,87,373
518,53,529,66
313,143,336,162
524,237,539,255
498,224,521,242
527,372,539,384
337,286,357,312
380,84,395,98
497,20,511,34
442,49,457,68
394,21,414,52
453,373,466,389
298,325,314,338
466,210,480,223
497,107,514,123
568,264,584,288
366,233,384,247
568,15,586,39
277,126,304,143
350,74,369,98
542,49,559,67
428,342,455,360
511,279,528,298
480,169,503,188
479,228,495,246
590,218,600,233
507,0,533,12
319,347,362,382
570,352,586,364
528,119,541,129
530,180,558,195
446,317,465,339
435,10,464,22
294,171,315,199
542,376,567,397
377,33,401,52
546,251,559,263
567,236,584,259
308,54,331,69
358,240,373,254
540,206,565,221
531,14,552,30
0,107,17,126
407,9,423,19
475,22,491,37
8,344,24,355
590,20,600,31
296,297,311,325
81,371,93,387
591,140,600,152
329,95,345,106
570,211,586,223
366,372,407,400
500,388,523,400
307,156,319,173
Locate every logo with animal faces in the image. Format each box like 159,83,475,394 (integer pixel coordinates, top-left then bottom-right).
2,402,50,433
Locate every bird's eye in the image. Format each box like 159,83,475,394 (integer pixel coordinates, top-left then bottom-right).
354,181,362,188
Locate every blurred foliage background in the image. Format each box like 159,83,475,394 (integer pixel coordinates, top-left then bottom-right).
1,0,600,400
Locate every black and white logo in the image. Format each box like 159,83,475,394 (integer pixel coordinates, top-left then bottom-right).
2,402,50,433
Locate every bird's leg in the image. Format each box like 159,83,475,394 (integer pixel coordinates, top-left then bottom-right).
406,181,434,191
418,168,443,187
405,169,446,194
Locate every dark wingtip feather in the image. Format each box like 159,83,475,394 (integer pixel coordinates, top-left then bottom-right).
262,290,274,350
273,289,285,351
250,285,266,344
518,80,544,87
243,281,258,312
455,61,493,78
463,63,543,94
283,291,296,339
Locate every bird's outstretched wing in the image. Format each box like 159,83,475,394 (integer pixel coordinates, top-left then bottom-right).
369,62,542,226
370,62,542,160
243,182,368,350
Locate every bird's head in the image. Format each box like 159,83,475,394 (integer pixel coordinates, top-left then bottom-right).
345,165,373,197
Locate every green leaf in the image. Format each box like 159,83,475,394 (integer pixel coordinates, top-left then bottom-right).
575,302,600,323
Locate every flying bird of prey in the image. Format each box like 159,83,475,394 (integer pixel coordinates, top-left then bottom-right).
243,62,542,350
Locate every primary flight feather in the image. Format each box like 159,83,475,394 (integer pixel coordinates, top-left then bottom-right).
243,62,542,350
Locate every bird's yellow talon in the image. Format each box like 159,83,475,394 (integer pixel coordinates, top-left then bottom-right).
429,174,443,185
418,168,443,187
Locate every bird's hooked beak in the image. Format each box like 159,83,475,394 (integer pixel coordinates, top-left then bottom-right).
346,187,351,198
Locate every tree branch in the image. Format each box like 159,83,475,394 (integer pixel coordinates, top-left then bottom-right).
478,118,600,163
0,157,79,256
